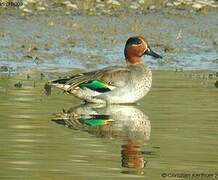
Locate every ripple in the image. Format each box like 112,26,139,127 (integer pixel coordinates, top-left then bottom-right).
9,161,34,165
10,114,32,119
13,97,35,102
70,159,88,163
12,139,38,143
10,125,33,129
10,167,30,171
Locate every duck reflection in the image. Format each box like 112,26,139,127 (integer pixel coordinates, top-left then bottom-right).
121,140,146,175
52,104,151,175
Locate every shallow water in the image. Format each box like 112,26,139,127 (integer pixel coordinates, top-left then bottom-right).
0,70,217,179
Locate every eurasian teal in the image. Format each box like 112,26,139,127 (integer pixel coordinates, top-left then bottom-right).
51,36,162,104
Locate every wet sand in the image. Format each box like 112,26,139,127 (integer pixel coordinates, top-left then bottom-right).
0,8,218,73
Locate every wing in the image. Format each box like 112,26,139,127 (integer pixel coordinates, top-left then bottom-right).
52,66,131,93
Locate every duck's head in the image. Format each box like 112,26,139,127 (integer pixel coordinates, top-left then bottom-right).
124,36,162,65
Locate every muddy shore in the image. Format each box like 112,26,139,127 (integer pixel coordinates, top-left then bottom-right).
0,8,218,73
0,1,217,84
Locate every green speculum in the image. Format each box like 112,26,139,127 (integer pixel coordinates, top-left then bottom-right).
79,80,111,92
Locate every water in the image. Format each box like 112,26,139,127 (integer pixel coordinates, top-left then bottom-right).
0,70,217,179
0,8,218,179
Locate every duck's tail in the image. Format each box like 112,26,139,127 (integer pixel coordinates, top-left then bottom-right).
50,78,72,91
44,78,71,96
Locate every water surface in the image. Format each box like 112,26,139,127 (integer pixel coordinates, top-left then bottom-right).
0,70,217,179
0,7,218,179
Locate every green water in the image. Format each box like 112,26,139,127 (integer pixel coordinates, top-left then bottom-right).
0,70,217,179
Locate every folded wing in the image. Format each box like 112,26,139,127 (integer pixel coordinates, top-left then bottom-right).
51,66,131,93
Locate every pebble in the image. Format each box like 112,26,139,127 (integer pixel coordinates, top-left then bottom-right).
166,2,174,7
14,82,23,88
27,74,31,80
209,73,214,78
62,1,78,9
107,0,120,6
130,2,140,10
67,4,78,9
192,3,204,10
0,66,9,72
28,45,38,52
22,8,32,13
138,0,145,4
62,1,70,5
215,80,218,88
173,1,182,6
213,39,218,47
0,32,6,37
48,21,54,26
23,55,33,59
148,5,156,10
26,0,36,4
37,6,45,11
96,4,105,9
164,46,175,52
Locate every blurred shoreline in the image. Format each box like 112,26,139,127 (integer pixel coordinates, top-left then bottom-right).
0,0,217,16
0,0,217,73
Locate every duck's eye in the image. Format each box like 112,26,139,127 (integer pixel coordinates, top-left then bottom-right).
132,38,142,45
127,37,142,46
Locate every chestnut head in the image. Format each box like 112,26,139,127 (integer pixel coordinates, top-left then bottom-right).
124,36,162,64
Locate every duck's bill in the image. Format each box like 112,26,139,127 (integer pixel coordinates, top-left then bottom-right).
144,49,162,59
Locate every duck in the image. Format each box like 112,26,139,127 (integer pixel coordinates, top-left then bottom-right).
51,36,162,104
